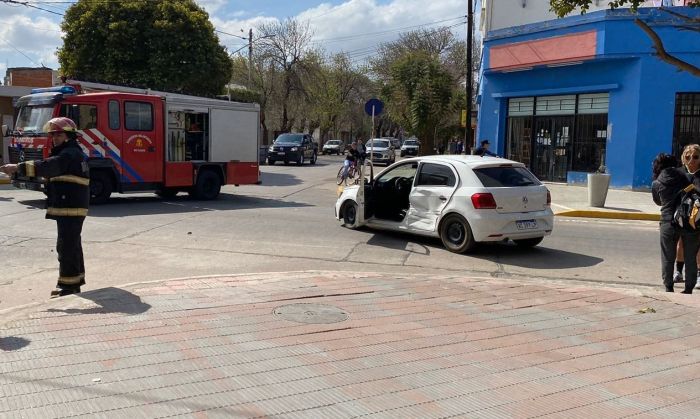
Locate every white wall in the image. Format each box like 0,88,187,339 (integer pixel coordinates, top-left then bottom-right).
481,0,681,33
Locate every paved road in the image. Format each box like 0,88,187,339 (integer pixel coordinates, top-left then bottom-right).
0,154,661,310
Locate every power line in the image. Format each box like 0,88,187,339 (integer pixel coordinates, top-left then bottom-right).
311,16,466,44
0,37,40,66
0,0,64,15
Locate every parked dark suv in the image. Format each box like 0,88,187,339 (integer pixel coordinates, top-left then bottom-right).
267,133,318,165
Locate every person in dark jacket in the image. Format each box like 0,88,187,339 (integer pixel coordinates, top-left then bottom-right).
475,140,498,157
652,152,700,293
0,117,89,297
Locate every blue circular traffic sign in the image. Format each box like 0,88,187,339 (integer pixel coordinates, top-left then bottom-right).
365,98,384,116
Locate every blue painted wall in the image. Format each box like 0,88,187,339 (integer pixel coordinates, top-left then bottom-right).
477,7,700,189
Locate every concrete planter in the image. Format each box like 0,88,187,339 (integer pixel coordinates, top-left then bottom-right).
587,173,611,207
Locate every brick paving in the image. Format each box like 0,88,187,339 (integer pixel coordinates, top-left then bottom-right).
1,271,700,418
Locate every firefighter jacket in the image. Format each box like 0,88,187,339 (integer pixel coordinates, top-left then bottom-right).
17,139,90,219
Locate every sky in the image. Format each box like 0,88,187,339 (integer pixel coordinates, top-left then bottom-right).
0,0,472,79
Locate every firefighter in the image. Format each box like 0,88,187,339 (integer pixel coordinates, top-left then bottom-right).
0,117,90,297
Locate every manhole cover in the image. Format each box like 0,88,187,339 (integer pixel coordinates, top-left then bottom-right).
273,303,348,324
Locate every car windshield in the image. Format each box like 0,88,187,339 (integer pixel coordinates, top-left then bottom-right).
473,166,541,187
326,140,340,145
404,140,418,146
367,140,390,148
276,134,303,144
15,105,54,135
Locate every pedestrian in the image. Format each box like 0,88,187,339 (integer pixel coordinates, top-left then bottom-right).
449,139,456,155
456,140,463,155
674,144,700,287
341,141,361,182
438,142,445,155
652,151,700,293
356,138,366,165
475,139,499,157
0,117,89,297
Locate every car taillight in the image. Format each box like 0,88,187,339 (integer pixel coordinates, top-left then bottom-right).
546,189,551,206
471,193,497,209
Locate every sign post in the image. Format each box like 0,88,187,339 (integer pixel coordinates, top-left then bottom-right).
360,98,384,225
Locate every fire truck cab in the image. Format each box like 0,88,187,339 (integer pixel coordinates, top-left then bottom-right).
8,81,260,203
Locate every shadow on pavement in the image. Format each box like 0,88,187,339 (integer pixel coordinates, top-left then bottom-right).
259,171,302,186
0,336,30,351
365,231,601,269
45,287,151,315
366,232,431,255
472,242,604,269
19,194,311,217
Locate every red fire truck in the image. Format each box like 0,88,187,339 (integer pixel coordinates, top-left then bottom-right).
6,80,260,203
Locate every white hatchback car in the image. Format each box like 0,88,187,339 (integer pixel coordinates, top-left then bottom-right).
335,155,554,253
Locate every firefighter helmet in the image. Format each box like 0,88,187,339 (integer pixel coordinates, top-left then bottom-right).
43,117,78,134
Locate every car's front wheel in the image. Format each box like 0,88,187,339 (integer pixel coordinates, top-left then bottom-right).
513,237,544,248
341,201,359,228
439,214,475,253
297,153,304,166
310,151,317,165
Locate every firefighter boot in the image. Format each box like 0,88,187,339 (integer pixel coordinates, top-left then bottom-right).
50,286,81,298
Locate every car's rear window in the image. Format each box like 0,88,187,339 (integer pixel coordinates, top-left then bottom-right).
473,166,541,187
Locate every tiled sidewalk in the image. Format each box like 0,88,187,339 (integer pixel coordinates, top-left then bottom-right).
1,271,699,418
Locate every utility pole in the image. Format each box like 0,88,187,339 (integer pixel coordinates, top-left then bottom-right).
464,0,474,153
248,28,253,88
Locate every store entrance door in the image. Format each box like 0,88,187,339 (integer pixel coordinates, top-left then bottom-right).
531,116,573,182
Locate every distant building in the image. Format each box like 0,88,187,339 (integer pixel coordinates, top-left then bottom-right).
476,6,700,189
3,67,57,88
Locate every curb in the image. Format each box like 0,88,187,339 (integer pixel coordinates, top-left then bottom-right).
556,210,659,221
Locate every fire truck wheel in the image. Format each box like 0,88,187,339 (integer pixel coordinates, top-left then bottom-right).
191,170,221,200
90,171,113,205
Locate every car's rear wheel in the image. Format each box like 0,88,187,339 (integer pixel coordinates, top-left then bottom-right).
513,237,544,248
342,201,358,228
439,214,475,253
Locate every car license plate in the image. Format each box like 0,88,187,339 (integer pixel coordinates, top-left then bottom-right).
516,219,537,230
277,152,285,155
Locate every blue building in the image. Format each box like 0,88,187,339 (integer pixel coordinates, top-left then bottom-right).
477,7,700,189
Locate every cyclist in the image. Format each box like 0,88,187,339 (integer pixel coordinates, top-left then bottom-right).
342,141,361,180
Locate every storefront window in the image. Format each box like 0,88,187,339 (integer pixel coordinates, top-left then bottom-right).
506,93,609,181
673,93,700,157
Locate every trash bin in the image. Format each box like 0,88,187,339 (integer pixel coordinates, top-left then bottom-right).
587,173,611,207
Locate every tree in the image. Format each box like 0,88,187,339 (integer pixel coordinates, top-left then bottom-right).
305,53,368,142
382,52,454,154
256,19,314,134
549,0,700,77
58,0,233,96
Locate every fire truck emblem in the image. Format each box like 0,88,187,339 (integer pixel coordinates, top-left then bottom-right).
126,134,153,153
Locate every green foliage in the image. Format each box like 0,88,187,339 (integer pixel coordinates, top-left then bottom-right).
227,88,261,104
550,0,698,17
383,52,453,152
58,0,233,97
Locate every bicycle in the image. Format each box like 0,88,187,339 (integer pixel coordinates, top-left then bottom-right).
336,160,358,185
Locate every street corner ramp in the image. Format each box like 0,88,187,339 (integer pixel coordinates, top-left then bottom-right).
2,271,700,417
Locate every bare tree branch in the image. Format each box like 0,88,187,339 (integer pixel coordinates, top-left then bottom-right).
634,18,700,77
